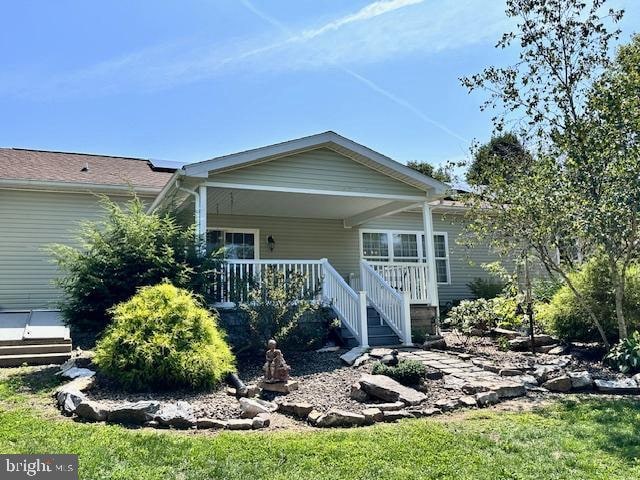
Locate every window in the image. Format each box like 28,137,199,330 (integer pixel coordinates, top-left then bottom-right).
362,232,389,261
207,229,258,259
361,230,450,283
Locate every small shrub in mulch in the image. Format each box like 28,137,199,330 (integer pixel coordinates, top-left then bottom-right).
372,360,427,386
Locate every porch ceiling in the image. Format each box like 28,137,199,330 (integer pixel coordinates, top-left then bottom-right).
206,187,417,220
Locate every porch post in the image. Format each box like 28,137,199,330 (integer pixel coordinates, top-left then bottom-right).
422,202,440,318
358,291,369,348
197,185,207,248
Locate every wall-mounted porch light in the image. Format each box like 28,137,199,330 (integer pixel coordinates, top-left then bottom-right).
267,235,276,252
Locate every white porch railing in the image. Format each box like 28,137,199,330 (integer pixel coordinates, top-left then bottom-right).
366,261,431,304
213,258,369,347
216,259,324,305
321,259,368,347
360,260,412,345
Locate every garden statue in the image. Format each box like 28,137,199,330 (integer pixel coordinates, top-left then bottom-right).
263,339,290,383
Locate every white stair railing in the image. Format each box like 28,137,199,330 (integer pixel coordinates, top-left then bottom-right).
321,259,368,347
360,260,412,346
366,261,431,304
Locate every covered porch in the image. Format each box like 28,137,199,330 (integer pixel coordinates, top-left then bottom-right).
150,132,449,346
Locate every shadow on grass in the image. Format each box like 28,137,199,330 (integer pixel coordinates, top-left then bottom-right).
1,366,62,398
547,397,640,463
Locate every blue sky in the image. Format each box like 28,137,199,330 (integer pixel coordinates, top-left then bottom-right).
1,1,638,168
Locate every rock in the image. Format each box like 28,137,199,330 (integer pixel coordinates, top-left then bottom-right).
107,401,161,425
461,381,492,395
509,334,556,351
422,335,447,350
61,389,86,415
75,400,108,422
365,401,405,411
155,401,196,429
226,419,254,430
227,384,260,398
425,370,444,380
536,345,557,354
443,375,467,391
350,382,369,402
382,410,414,422
369,348,393,359
380,350,399,366
66,375,96,393
361,407,384,423
407,407,442,417
515,374,540,388
277,401,314,418
632,373,640,385
353,353,370,368
594,378,640,394
358,374,427,405
471,359,500,373
434,398,460,411
60,367,95,380
568,371,593,390
239,398,278,419
457,353,472,361
196,418,227,429
548,344,570,355
490,381,526,399
499,368,522,377
316,409,366,428
490,327,520,339
259,380,299,394
459,395,477,408
475,391,499,407
340,347,369,365
307,410,323,425
252,413,271,429
73,350,96,368
542,375,572,393
533,365,561,383
143,420,160,428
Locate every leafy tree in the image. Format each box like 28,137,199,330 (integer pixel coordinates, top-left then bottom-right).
49,195,220,334
460,0,625,347
406,161,451,183
467,133,531,185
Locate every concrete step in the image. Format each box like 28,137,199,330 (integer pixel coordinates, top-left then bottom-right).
367,334,402,346
0,343,72,356
0,352,72,368
0,338,71,347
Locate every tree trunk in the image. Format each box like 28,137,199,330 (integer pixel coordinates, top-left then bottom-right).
610,261,628,341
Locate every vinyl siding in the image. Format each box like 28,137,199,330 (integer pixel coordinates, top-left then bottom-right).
0,189,148,310
205,210,505,306
210,148,425,197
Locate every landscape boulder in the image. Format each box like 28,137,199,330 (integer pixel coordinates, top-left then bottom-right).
315,409,366,428
568,371,593,390
594,378,640,395
277,401,314,418
422,335,447,350
382,410,414,422
475,391,499,407
239,397,278,419
358,374,427,405
75,400,108,422
107,401,161,425
155,401,196,429
509,334,556,351
542,375,572,393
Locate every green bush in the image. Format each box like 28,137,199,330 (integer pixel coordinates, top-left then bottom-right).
49,196,221,335
239,267,320,354
537,256,640,343
468,277,506,299
606,331,640,374
94,283,235,391
446,298,497,334
372,360,427,386
491,296,524,330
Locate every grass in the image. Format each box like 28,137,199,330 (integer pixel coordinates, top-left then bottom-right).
1,367,640,480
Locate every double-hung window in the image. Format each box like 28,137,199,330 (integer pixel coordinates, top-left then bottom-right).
206,228,259,259
361,230,450,284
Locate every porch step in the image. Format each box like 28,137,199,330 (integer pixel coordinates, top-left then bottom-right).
338,306,401,347
0,338,71,347
0,343,72,356
0,352,72,368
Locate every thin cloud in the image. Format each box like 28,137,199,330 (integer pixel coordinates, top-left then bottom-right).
2,0,506,99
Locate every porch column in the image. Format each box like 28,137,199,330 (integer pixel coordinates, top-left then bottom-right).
422,202,440,316
197,185,208,245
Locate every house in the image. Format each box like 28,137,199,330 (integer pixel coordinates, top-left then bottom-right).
0,132,503,347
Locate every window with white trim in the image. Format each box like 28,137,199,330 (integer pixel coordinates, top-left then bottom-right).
206,229,258,259
361,230,450,283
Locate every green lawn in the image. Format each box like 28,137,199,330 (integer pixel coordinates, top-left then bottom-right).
1,367,639,480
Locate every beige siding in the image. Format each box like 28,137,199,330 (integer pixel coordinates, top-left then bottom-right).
205,210,505,306
210,148,425,197
206,214,361,277
0,189,148,310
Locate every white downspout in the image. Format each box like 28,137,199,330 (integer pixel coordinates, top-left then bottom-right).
176,181,200,243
